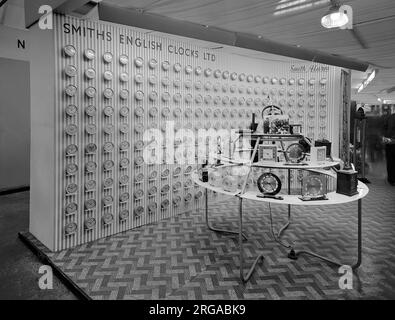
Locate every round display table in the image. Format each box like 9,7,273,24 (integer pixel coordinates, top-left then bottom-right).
192,168,369,282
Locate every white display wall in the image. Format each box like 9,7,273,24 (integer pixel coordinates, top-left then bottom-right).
29,15,341,251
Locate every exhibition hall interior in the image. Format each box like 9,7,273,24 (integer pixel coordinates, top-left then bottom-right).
0,0,394,300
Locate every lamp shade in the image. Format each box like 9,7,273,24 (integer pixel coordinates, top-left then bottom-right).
321,6,349,28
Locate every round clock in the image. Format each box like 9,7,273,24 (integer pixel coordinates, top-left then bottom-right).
257,173,282,195
103,88,114,99
134,73,143,84
85,86,96,98
120,106,129,117
119,210,129,221
85,143,97,154
135,90,144,101
148,202,157,213
119,54,129,65
65,104,78,117
149,58,157,69
173,63,182,73
103,178,114,188
134,207,144,218
103,106,114,117
65,85,77,97
66,144,78,156
103,70,113,81
63,45,76,57
84,49,95,60
119,192,130,203
134,57,144,67
161,92,170,102
84,218,96,230
66,183,78,194
65,124,78,136
119,158,129,168
119,175,129,185
102,213,114,225
286,143,306,163
85,161,97,173
102,195,113,207
64,65,77,77
119,124,129,134
103,160,114,171
185,65,193,74
120,140,130,150
65,222,77,235
103,52,113,63
103,124,114,135
120,72,129,82
85,180,96,191
103,142,114,153
120,89,129,100
161,199,170,210
65,202,78,215
161,61,170,71
66,163,78,175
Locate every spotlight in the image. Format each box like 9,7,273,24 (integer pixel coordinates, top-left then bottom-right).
321,3,349,28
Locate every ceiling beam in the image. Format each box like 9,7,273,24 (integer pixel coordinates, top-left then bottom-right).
0,0,8,9
56,0,93,14
24,0,93,28
98,3,369,72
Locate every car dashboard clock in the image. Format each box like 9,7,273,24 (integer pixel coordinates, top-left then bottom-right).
300,175,328,201
256,172,283,200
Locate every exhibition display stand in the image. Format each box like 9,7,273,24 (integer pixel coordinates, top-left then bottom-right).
192,133,369,282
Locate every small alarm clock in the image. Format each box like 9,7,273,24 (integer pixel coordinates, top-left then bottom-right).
300,175,328,201
257,173,283,200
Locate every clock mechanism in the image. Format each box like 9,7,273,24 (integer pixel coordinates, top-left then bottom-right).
256,172,283,200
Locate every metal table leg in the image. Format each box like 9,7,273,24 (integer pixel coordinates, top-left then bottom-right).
278,169,292,238
205,189,248,240
289,199,362,269
239,198,264,282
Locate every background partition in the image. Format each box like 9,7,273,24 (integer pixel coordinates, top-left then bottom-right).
30,14,342,251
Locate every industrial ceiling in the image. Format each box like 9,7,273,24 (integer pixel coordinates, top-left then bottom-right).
2,0,394,104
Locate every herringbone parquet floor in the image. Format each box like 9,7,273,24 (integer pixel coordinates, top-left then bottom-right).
26,176,395,300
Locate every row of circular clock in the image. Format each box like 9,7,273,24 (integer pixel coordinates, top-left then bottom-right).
66,104,327,121
64,66,327,94
62,45,329,86
64,84,327,104
64,189,203,236
65,181,195,211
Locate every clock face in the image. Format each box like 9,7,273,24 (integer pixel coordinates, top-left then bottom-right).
286,143,305,163
257,173,281,195
302,175,325,197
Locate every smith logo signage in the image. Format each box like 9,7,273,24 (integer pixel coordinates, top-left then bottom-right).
63,23,216,61
290,64,329,73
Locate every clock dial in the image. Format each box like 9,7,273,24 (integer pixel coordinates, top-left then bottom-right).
286,143,305,163
257,173,281,195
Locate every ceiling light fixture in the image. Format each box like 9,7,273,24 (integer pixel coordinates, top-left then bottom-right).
321,2,349,28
